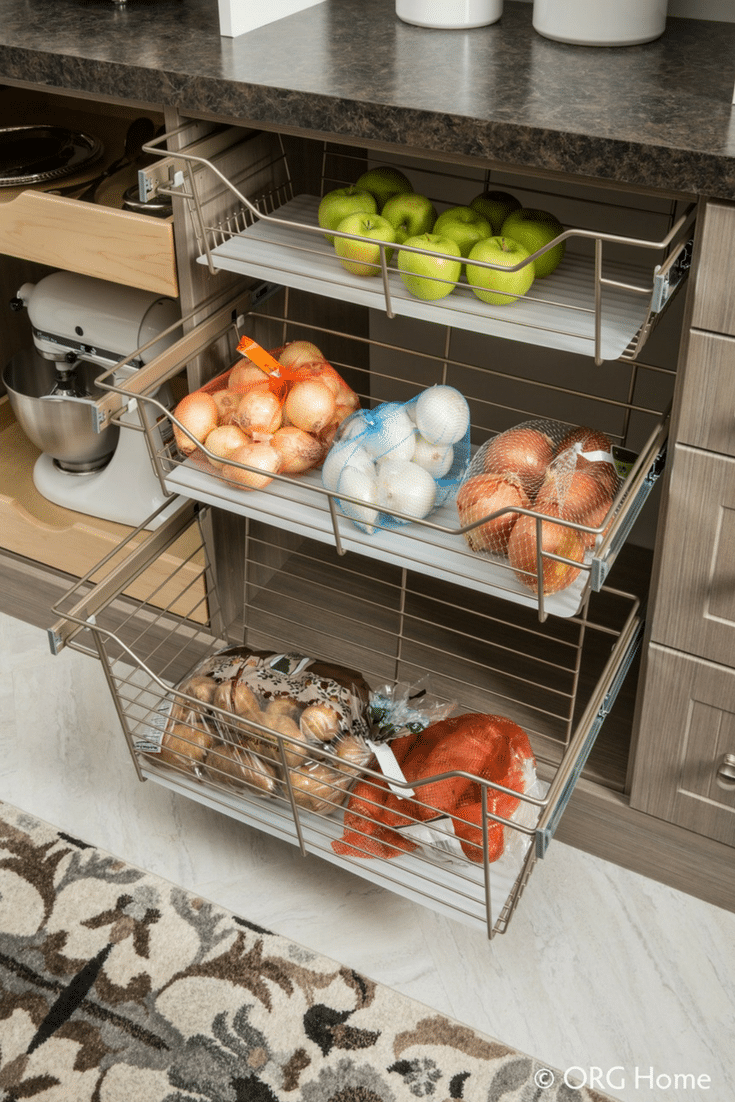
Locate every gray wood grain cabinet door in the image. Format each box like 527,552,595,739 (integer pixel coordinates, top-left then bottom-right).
690,199,735,337
630,643,735,846
649,444,735,662
674,330,735,457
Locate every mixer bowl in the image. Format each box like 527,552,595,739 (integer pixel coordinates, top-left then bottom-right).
3,349,119,472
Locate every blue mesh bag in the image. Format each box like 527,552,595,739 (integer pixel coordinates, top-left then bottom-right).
321,385,471,534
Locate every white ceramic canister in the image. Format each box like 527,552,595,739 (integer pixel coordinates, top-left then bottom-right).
396,0,503,30
532,0,668,46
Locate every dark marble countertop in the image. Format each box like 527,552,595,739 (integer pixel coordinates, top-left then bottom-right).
1,0,734,199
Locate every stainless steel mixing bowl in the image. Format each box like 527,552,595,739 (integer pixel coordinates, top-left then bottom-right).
3,349,119,472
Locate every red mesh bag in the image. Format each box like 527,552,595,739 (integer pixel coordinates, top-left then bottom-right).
333,713,536,863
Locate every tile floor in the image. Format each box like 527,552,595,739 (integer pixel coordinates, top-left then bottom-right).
1,609,733,1102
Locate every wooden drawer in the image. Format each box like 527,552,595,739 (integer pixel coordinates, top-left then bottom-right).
650,444,735,662
630,642,735,847
690,199,735,337
0,88,176,298
674,330,735,457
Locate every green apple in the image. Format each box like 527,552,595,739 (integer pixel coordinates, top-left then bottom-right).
466,236,535,306
499,208,566,278
381,192,437,244
318,186,377,244
334,212,396,276
433,205,493,258
397,234,462,301
355,166,413,211
469,190,522,234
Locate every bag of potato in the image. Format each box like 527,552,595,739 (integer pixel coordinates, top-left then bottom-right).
171,337,361,489
144,646,373,815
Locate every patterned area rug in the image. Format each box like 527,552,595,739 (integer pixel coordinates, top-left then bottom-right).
0,802,615,1102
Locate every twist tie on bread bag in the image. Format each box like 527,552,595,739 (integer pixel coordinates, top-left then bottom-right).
365,677,456,799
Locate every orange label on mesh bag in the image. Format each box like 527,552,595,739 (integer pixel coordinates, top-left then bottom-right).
236,336,284,376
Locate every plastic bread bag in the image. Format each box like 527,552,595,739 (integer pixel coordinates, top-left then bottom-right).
332,712,539,866
137,692,219,777
321,384,471,535
170,336,361,485
151,646,373,814
457,419,624,595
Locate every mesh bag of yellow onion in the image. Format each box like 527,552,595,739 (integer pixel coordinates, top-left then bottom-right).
138,646,374,817
170,338,361,490
457,420,622,595
321,384,471,534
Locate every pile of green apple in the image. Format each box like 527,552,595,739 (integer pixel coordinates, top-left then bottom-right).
317,168,566,306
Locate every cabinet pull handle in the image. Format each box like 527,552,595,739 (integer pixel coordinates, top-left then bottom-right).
715,753,735,792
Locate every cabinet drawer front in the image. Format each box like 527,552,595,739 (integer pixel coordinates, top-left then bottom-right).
630,643,735,847
650,444,735,661
690,199,735,337
0,190,177,298
675,330,735,456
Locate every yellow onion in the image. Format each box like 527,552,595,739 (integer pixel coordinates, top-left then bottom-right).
221,442,282,491
457,473,530,555
507,505,586,594
536,469,613,549
276,340,325,370
233,385,283,436
204,424,250,469
271,425,324,474
556,425,619,497
284,378,336,434
211,389,241,424
173,391,219,455
482,426,555,498
229,360,270,392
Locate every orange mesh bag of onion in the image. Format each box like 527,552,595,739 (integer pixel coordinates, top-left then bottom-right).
170,337,361,490
457,420,622,595
332,712,538,864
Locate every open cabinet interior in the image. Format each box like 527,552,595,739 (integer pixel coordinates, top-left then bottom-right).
22,121,694,936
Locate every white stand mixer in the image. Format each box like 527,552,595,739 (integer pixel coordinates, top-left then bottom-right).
7,271,182,530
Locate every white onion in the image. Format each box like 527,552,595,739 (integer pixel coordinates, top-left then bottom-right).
376,459,437,520
233,385,283,436
361,403,415,462
221,442,282,491
284,379,336,434
322,441,373,492
414,385,470,446
204,424,250,469
412,434,454,478
173,392,219,455
271,425,324,474
338,409,370,443
337,464,379,534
